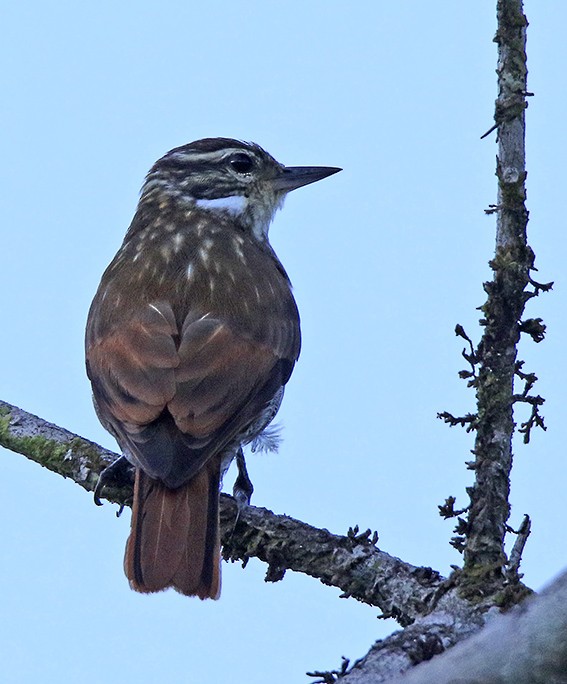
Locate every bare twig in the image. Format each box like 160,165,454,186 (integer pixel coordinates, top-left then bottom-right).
437,412,476,431
307,656,353,683
506,514,531,581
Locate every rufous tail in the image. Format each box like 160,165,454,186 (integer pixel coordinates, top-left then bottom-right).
124,464,221,599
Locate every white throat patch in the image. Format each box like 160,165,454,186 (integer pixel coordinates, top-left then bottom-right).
195,195,248,216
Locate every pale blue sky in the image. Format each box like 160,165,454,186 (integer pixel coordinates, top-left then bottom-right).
1,3,566,683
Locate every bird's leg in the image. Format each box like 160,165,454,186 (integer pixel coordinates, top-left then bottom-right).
94,455,135,507
232,447,254,521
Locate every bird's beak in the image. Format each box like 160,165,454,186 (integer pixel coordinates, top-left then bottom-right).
272,165,342,193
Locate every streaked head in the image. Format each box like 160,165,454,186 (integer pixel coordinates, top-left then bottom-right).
141,138,341,240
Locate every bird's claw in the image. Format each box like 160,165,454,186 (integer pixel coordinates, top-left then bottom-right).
93,456,134,506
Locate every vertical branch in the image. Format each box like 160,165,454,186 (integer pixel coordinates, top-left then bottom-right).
463,0,530,589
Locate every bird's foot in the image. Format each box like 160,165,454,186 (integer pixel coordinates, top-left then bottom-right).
230,448,254,534
233,447,254,509
94,456,134,507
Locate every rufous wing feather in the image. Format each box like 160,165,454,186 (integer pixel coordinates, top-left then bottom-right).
124,462,221,599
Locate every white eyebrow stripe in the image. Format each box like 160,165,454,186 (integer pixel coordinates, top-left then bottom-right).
169,148,250,164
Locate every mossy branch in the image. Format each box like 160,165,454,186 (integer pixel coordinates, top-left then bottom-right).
437,0,550,601
0,398,446,626
462,0,532,592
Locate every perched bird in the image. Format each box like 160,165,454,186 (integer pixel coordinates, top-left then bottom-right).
85,138,340,598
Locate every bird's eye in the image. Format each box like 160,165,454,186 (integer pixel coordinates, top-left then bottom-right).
229,153,254,174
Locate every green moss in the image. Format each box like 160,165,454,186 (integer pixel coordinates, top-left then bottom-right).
0,409,108,483
0,412,75,477
0,405,132,507
457,562,506,603
493,582,533,610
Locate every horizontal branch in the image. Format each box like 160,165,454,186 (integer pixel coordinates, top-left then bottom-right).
0,399,118,493
0,399,445,625
220,496,445,626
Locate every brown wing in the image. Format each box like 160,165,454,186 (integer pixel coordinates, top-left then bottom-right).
86,222,300,488
86,300,179,426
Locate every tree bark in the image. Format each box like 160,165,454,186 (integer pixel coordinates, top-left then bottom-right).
463,0,530,588
380,570,567,684
436,0,548,603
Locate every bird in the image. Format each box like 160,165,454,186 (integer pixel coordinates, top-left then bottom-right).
85,137,340,598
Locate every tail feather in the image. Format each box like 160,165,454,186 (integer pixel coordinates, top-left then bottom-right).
124,463,221,599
